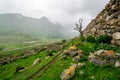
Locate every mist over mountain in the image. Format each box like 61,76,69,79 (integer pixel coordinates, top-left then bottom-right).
0,13,77,39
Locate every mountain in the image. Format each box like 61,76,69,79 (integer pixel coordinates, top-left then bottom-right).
0,13,72,39
83,0,120,45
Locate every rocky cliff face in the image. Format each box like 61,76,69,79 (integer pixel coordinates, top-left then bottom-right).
83,0,120,45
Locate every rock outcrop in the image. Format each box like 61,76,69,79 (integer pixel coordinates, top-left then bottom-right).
83,0,120,45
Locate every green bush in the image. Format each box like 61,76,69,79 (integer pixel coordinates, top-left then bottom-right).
61,39,66,43
86,36,96,43
80,36,85,42
96,35,112,44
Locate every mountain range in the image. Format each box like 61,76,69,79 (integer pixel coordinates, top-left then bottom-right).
0,13,75,39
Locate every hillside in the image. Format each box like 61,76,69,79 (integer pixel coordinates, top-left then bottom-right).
83,0,120,45
0,13,73,39
0,0,120,80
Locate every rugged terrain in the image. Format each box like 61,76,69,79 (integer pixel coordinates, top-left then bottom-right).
83,0,120,46
0,0,120,80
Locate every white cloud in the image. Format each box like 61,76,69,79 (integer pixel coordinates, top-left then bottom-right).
0,0,110,28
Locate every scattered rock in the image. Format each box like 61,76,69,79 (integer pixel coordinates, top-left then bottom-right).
83,0,120,46
69,51,79,57
79,71,84,75
77,63,85,68
88,53,96,59
60,64,76,80
72,55,80,62
90,76,95,80
61,55,67,60
63,50,70,55
78,50,84,56
115,60,120,68
88,53,106,66
32,58,41,66
46,43,61,52
112,32,120,40
102,50,116,58
94,49,106,56
45,56,50,60
16,66,27,72
18,68,28,72
69,45,78,51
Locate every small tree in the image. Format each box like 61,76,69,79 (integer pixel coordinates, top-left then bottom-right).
74,18,83,36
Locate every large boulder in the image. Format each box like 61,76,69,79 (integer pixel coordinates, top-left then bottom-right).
46,43,61,51
115,60,120,68
60,64,76,80
112,32,120,40
69,45,78,51
32,58,41,66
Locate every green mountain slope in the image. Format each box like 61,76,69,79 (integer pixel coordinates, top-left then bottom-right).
0,13,73,38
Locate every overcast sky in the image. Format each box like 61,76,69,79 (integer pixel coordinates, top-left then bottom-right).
0,0,109,29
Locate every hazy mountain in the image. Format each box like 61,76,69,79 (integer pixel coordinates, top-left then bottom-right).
0,13,74,39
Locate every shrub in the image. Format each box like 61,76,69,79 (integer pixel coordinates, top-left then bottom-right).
61,39,66,43
79,36,85,42
47,51,53,56
86,36,96,43
96,35,112,44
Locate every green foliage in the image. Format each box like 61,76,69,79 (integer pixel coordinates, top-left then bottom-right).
97,43,120,52
0,45,4,51
61,39,66,43
47,51,53,56
80,36,85,42
96,35,112,44
86,36,96,43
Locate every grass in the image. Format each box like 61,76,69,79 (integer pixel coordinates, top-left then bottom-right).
0,50,57,80
33,37,120,80
0,36,120,80
33,56,73,80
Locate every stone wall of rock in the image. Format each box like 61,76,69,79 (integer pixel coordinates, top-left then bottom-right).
83,0,120,45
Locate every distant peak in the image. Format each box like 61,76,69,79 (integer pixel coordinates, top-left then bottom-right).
1,13,22,16
0,13,25,18
40,16,49,21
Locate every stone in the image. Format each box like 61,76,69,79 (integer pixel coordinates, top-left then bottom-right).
106,15,110,21
69,45,78,51
115,61,120,68
88,57,106,66
60,64,76,80
102,50,116,59
118,22,120,26
72,55,80,62
90,76,95,80
115,40,120,45
32,58,41,66
111,40,116,45
83,0,120,46
18,68,28,72
112,32,120,40
88,53,96,59
77,63,85,68
69,51,78,57
79,71,84,75
94,49,106,56
46,43,60,51
45,56,50,60
16,66,27,72
116,53,120,58
91,27,96,33
61,55,67,60
63,50,70,55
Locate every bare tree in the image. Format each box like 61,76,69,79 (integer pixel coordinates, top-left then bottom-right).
74,18,83,36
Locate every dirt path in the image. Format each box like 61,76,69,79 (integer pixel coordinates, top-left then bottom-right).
26,51,62,80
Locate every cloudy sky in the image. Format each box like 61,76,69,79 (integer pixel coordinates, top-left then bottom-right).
0,0,109,29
